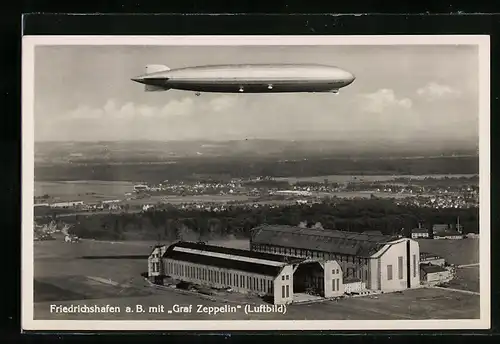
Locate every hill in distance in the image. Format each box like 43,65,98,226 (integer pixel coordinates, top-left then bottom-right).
34,138,478,165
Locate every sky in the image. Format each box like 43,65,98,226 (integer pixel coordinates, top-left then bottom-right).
33,44,479,144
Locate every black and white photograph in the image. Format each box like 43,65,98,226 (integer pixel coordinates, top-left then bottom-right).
22,35,490,331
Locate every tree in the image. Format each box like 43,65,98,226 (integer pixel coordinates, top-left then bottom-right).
67,198,479,240
208,218,222,238
312,222,324,230
165,219,176,240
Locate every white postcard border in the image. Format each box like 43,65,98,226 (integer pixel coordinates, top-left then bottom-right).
22,35,491,331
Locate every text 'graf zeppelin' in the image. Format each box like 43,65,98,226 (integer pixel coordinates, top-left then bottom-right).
49,304,287,316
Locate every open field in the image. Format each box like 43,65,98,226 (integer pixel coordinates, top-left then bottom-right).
447,267,480,293
418,239,479,266
33,238,479,320
33,190,416,216
34,239,249,282
417,239,479,293
125,195,255,205
34,238,249,263
314,191,414,199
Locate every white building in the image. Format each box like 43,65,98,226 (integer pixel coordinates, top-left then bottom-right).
148,241,345,305
433,228,463,240
142,204,154,211
466,233,479,239
411,228,430,239
274,190,312,197
148,245,168,284
343,278,366,294
102,199,120,204
134,184,149,192
420,264,453,286
420,252,446,267
250,225,420,292
50,201,84,208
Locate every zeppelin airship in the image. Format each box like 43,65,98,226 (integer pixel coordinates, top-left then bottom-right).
131,63,355,95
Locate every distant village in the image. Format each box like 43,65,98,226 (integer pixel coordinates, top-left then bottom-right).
410,221,479,240
34,175,479,213
33,220,79,243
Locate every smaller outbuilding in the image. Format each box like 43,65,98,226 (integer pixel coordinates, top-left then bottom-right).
433,230,463,240
148,244,168,284
419,252,446,267
343,278,366,294
411,228,430,239
432,224,463,240
420,264,453,286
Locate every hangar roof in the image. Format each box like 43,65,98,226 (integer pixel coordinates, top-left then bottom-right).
163,241,305,277
251,225,399,258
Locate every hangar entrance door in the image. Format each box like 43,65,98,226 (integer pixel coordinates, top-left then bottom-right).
293,262,325,298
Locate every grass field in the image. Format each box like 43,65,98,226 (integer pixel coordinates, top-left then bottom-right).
124,195,255,205
418,238,479,293
34,238,249,278
33,238,480,320
447,267,480,293
314,191,414,199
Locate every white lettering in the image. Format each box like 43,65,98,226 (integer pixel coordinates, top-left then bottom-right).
49,304,121,313
172,304,192,313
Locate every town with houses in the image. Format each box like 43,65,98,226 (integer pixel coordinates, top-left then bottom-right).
34,175,479,213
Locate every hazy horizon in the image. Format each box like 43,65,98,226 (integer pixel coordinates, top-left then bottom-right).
34,137,479,144
34,44,479,145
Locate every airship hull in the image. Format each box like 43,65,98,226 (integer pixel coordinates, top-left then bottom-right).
132,64,355,94
146,81,347,93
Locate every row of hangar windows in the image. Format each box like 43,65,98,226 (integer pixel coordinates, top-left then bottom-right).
252,244,369,265
253,244,370,281
164,259,274,294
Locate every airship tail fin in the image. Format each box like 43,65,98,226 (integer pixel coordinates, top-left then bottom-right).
145,84,169,92
145,64,170,74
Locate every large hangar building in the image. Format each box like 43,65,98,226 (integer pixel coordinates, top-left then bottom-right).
148,241,345,305
250,225,421,292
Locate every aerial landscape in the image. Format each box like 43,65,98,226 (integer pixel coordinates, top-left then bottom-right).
33,138,481,320
27,40,484,326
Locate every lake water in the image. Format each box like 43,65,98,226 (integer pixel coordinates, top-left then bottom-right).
34,181,136,198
